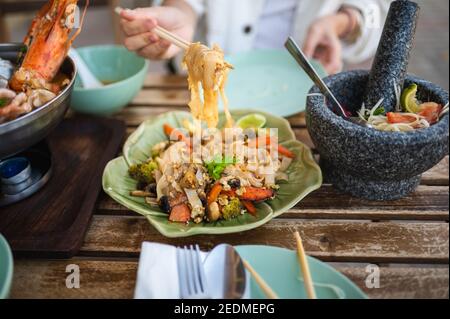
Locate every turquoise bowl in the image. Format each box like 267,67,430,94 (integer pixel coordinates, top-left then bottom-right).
71,45,149,115
0,234,13,299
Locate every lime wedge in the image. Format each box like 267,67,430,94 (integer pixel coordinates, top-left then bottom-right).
236,114,267,129
401,84,421,113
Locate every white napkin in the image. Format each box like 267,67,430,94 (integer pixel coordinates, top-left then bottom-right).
134,242,250,299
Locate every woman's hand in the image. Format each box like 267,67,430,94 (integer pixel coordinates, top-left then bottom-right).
303,11,356,74
120,2,196,60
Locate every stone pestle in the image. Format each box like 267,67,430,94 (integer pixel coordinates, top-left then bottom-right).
364,0,420,111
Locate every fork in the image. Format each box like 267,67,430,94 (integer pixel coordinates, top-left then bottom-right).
177,245,210,299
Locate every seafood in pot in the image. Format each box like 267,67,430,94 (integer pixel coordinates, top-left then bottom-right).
0,0,88,124
0,59,14,89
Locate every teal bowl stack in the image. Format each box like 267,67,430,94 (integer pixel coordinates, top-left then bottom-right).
71,45,149,115
0,234,13,299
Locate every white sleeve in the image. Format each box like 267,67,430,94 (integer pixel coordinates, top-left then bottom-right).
341,0,391,64
155,0,205,16
182,0,206,16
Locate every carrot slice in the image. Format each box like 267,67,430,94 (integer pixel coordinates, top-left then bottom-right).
169,204,191,223
239,187,274,202
221,189,237,198
163,124,191,148
207,184,223,205
242,201,257,216
251,136,295,159
277,144,296,159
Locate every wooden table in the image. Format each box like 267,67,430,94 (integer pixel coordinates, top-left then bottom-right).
10,75,449,299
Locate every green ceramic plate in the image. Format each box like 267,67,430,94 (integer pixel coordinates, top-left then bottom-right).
236,245,368,299
0,234,13,299
224,50,327,117
102,110,322,238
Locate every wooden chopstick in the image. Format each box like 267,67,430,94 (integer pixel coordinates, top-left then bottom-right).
243,260,279,299
153,26,190,50
294,231,317,299
115,7,190,50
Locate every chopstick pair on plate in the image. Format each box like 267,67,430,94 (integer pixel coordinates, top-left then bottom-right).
115,7,191,50
243,231,317,299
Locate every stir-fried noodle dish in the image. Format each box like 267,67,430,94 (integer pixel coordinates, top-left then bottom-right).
128,43,296,224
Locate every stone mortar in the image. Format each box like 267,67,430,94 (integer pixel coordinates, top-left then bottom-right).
306,70,449,201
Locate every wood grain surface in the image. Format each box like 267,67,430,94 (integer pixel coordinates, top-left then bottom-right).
9,75,449,299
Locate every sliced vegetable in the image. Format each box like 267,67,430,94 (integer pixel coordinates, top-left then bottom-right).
221,189,237,198
239,187,274,202
373,106,386,116
205,156,236,180
169,204,191,223
401,83,421,113
207,183,223,205
128,160,158,184
222,198,242,220
184,188,205,219
169,192,188,208
158,196,171,214
236,114,267,130
0,98,8,108
277,144,296,159
386,112,418,124
163,124,191,148
242,201,257,216
418,102,443,125
252,136,296,159
208,202,220,222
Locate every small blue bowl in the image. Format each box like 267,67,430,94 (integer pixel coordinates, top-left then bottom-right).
0,157,32,195
70,45,149,115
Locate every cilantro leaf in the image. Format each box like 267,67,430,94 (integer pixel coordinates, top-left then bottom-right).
373,106,386,116
0,98,8,108
205,156,237,180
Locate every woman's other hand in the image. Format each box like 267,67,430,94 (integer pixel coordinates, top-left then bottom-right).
303,9,360,74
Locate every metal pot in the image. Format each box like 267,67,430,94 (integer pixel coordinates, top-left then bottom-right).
0,43,77,159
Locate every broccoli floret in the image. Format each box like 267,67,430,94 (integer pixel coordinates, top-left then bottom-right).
221,198,242,220
128,160,158,184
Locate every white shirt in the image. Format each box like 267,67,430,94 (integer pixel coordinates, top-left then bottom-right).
180,0,390,64
254,0,298,50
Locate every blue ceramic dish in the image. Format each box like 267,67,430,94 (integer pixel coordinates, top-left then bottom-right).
70,45,149,115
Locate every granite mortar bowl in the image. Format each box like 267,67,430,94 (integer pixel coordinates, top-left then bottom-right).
306,70,449,201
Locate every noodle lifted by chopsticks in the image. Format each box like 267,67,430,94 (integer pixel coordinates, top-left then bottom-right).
183,43,234,129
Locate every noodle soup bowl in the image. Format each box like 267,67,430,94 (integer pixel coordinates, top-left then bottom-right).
306,70,449,200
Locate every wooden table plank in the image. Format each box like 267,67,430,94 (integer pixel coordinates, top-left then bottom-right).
10,259,448,299
144,74,188,89
132,89,190,106
119,104,307,129
116,106,189,126
79,216,449,263
297,185,449,211
97,185,450,219
96,204,449,221
421,156,449,186
13,76,449,300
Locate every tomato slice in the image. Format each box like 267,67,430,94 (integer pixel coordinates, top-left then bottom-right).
418,102,443,125
386,112,418,124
